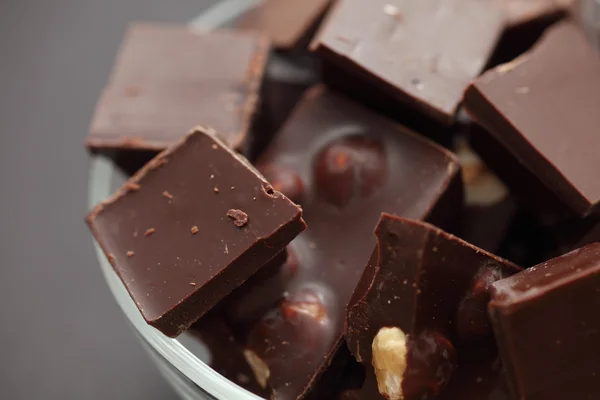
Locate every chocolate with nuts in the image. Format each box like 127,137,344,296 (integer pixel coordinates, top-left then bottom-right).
238,87,463,399
464,22,600,219
489,243,600,400
86,23,269,152
86,126,306,337
345,214,521,399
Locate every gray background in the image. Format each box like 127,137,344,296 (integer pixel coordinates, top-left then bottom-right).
0,1,217,398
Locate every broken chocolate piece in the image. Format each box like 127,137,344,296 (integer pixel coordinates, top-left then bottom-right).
465,21,600,218
86,126,306,337
311,0,505,126
489,243,600,400
86,23,269,152
239,86,463,399
346,214,521,399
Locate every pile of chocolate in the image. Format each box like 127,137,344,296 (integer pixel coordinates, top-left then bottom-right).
85,1,600,399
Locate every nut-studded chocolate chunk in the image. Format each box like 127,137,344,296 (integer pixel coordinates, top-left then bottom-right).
346,213,521,399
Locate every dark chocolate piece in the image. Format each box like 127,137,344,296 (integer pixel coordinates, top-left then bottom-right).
87,23,269,152
489,243,600,400
464,21,600,217
235,0,332,49
311,0,505,126
238,86,462,399
86,126,306,337
345,214,521,400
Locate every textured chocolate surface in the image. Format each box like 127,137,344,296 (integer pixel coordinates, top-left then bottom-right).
489,243,600,400
87,23,269,151
235,0,331,49
346,214,521,400
465,22,600,217
238,86,462,399
311,0,505,125
86,127,306,337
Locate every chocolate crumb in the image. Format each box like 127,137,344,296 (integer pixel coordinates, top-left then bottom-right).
127,251,135,257
145,228,156,236
162,190,174,199
231,186,236,190
125,182,141,191
191,226,199,234
107,253,116,263
214,186,220,193
211,144,218,150
227,209,249,227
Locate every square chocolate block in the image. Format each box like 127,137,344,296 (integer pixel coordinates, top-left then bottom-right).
86,126,306,337
465,22,600,218
311,0,505,126
238,86,463,399
489,243,600,400
87,24,269,152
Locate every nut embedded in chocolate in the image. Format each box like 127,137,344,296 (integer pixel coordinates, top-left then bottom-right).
313,135,388,209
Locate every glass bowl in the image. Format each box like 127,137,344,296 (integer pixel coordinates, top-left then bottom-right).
87,1,600,398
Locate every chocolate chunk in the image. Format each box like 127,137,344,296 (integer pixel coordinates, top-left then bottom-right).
86,126,306,337
235,0,332,49
464,22,600,218
489,243,600,400
238,86,462,399
86,23,269,152
346,214,521,400
311,0,505,126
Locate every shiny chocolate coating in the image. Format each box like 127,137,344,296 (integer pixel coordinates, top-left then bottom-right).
240,86,462,399
345,214,521,399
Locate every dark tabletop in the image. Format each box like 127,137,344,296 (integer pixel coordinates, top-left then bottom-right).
0,1,218,398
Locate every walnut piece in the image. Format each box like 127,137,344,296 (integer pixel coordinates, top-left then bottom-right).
372,327,408,400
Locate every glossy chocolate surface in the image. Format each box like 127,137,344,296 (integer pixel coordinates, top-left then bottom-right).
87,24,269,151
490,243,600,400
238,86,462,399
465,22,600,217
86,127,306,337
235,0,331,49
346,214,521,399
311,0,505,125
